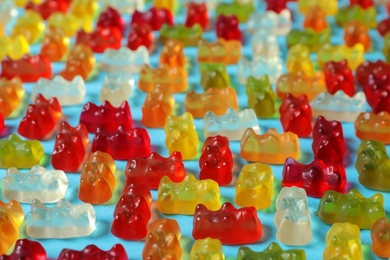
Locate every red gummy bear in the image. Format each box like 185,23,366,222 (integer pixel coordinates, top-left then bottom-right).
279,94,312,137
371,89,390,114
193,202,262,245
0,113,4,132
312,116,346,165
215,15,242,42
127,24,154,51
58,244,128,260
199,136,233,186
91,126,151,160
52,121,89,172
125,152,186,189
0,239,46,260
350,0,374,9
130,7,174,31
75,27,122,53
356,60,390,88
25,0,69,19
79,100,132,133
265,0,288,13
1,54,52,83
97,6,126,35
282,157,346,198
18,94,62,139
324,60,355,97
120,183,152,206
111,195,151,240
185,2,209,30
378,17,390,37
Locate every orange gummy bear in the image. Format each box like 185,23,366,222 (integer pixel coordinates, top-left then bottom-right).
303,5,328,33
40,28,70,62
0,200,24,255
371,217,390,258
60,44,95,81
160,39,186,68
344,21,371,52
0,77,25,117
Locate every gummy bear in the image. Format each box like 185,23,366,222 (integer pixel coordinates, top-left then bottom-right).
76,26,122,53
378,17,390,37
58,244,128,260
238,243,306,260
69,0,99,32
120,183,152,206
127,24,154,51
298,0,338,16
190,237,224,260
0,239,46,260
100,72,133,107
47,12,81,37
159,24,203,47
285,44,315,76
185,2,209,30
0,77,25,117
100,46,150,73
215,0,255,22
215,14,242,42
0,200,24,255
10,10,45,44
344,21,371,52
0,35,30,61
286,28,331,52
153,0,176,12
25,0,69,20
303,5,328,32
336,5,376,29
200,62,230,90
40,28,70,62
130,7,174,31
198,38,242,65
323,59,355,97
371,218,390,258
265,0,287,13
246,75,276,118
97,6,125,35
355,112,390,144
160,39,186,68
350,0,374,8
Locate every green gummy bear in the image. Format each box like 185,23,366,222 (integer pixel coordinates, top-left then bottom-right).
246,75,276,118
336,5,377,29
286,28,331,52
237,243,306,260
215,0,255,22
159,24,203,46
200,63,230,90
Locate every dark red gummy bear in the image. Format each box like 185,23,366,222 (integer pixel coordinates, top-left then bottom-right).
75,27,122,53
0,113,4,132
127,24,154,51
324,60,355,97
130,7,174,31
125,152,186,189
192,202,262,245
97,6,126,35
312,116,346,165
279,94,312,137
0,239,46,260
25,0,69,19
282,157,346,198
185,2,209,30
58,244,128,260
91,126,151,160
356,60,390,88
52,121,89,172
350,0,374,9
1,54,52,83
215,14,242,42
120,183,152,206
111,195,151,240
378,17,390,37
371,89,390,114
265,0,287,13
79,100,132,133
18,94,62,139
199,136,233,186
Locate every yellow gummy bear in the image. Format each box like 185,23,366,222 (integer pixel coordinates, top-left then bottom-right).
190,237,225,260
47,12,81,37
0,200,24,255
317,43,365,70
0,35,30,60
70,0,99,33
10,10,45,44
13,0,42,7
286,44,315,77
298,0,338,16
153,0,176,12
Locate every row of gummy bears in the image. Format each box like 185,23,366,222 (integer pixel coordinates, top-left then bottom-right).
2,0,390,259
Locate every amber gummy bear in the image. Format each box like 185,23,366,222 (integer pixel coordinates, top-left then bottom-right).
344,21,371,52
60,44,96,81
303,5,328,32
0,77,25,117
0,200,24,255
40,28,70,62
371,217,390,258
160,39,186,68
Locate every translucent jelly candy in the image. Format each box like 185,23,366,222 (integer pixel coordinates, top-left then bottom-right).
215,14,242,42
52,121,89,172
190,237,224,260
264,0,287,13
286,28,331,52
215,0,255,22
69,0,99,32
100,46,149,73
316,189,385,229
246,75,276,118
276,71,327,101
344,21,371,52
240,128,300,164
378,17,390,37
204,108,260,141
100,72,134,107
31,75,86,106
11,10,45,44
371,218,390,258
0,200,24,255
238,56,283,85
323,223,362,260
0,35,30,61
157,174,220,215
58,244,128,260
160,39,186,68
0,0,16,26
238,243,306,260
235,163,274,210
97,6,125,35
303,6,328,33
164,113,199,160
99,0,144,14
198,38,241,65
60,44,95,81
282,158,346,198
285,44,315,76
336,5,376,29
159,24,203,47
25,0,69,20
279,94,312,137
193,202,262,244
311,91,366,122
298,0,338,15
40,28,70,62
111,194,150,240
80,100,132,133
18,94,62,140
120,183,152,206
1,54,52,83
0,134,44,168
130,7,173,31
76,26,122,53
92,126,151,160
26,198,96,238
153,0,175,12
0,239,46,260
356,140,390,191
355,112,390,144
323,60,355,97
384,33,390,63
185,87,238,118
200,62,230,90
47,12,81,37
0,77,24,117
246,10,292,36
312,116,345,165
138,64,187,93
185,2,209,30
127,24,154,51
125,152,186,190
79,151,116,204
2,165,68,203
317,43,364,70
350,0,374,8
141,85,174,128
274,187,312,245
250,31,279,59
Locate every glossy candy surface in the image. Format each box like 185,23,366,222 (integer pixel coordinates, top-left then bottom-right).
190,237,224,260
238,243,306,260
0,239,46,260
371,218,390,258
58,244,128,260
355,112,390,144
76,27,122,53
0,200,24,255
0,77,25,117
215,14,242,42
324,60,355,97
130,7,173,31
141,86,174,128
